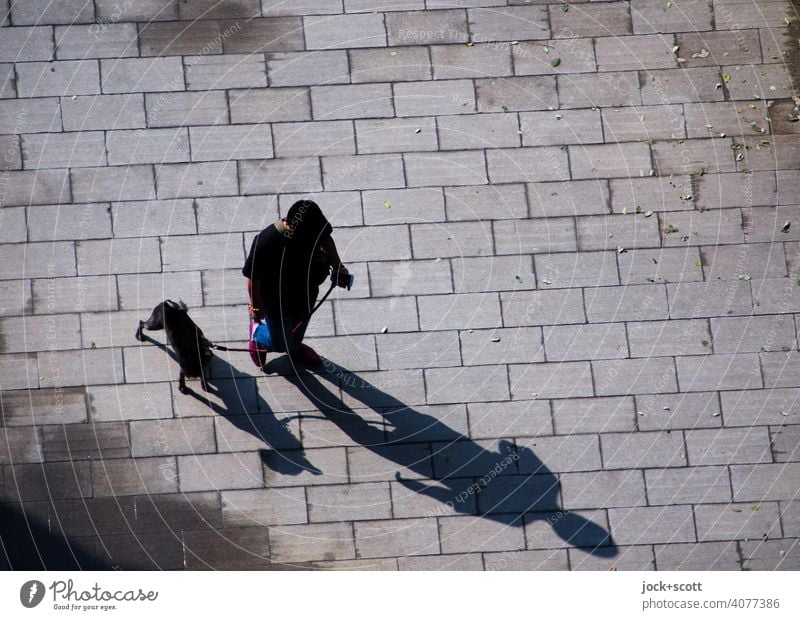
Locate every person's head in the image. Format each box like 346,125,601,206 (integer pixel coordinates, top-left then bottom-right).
284,200,328,245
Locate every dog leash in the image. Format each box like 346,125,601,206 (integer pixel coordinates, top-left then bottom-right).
207,280,337,353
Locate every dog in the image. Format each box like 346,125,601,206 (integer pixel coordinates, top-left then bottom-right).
135,300,212,394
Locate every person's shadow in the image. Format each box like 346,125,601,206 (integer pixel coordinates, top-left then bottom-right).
277,359,618,558
137,333,319,476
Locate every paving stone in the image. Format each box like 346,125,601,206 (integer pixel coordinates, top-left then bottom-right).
550,1,631,37
570,142,653,180
780,500,800,536
31,275,118,314
628,319,711,359
608,505,695,545
747,206,800,245
528,180,608,219
484,549,568,571
184,54,266,91
684,101,769,140
593,357,678,397
386,8,469,46
596,33,678,72
42,421,129,461
407,150,489,187
602,105,685,141
630,0,713,34
0,431,43,470
156,161,238,199
647,464,732,506
602,430,686,469
725,62,793,101
347,444,432,483
183,527,272,569
760,351,800,388
399,554,482,570
524,507,612,551
111,198,195,238
0,313,81,353
425,364,509,404
369,258,452,297
267,52,347,89
106,128,189,165
229,87,311,124
178,452,263,492
552,396,634,435
0,241,76,283
334,224,411,262
27,203,112,242
641,67,725,106
561,469,646,510
732,462,800,503
0,353,38,391
676,29,762,68
221,487,307,527
1,168,72,207
322,153,403,191
262,0,342,16
129,417,215,457
37,346,123,389
486,144,572,181
138,20,223,56
240,157,321,194
394,79,476,116
2,461,92,501
311,84,394,121
72,165,155,203
145,91,228,128
90,456,176,497
778,171,800,207
61,93,145,131
0,25,53,62
509,361,593,400
544,323,628,362
606,179,687,218
436,186,522,224
513,38,597,77
274,121,354,160
350,46,431,83
431,43,512,79
500,288,585,328
741,538,800,570
696,501,781,542
376,330,460,370
177,0,261,19
667,280,753,318
467,6,548,43
278,191,362,227
703,243,786,282
677,352,762,392
355,518,440,558
618,247,703,285
55,23,137,59
100,57,184,94
78,309,147,350
661,209,744,247
0,62,14,99
467,399,551,439
95,0,178,21
305,13,387,49
721,388,800,427
771,425,800,463
87,382,173,422
390,475,476,519
0,135,20,172
338,367,426,410
308,482,392,522
12,0,93,25
517,433,602,474
711,314,795,354
438,113,520,150
0,280,33,317
571,544,655,571
362,187,443,225
475,76,557,113
439,515,525,553
2,98,64,136
461,326,544,367
585,283,669,323
189,125,273,162
221,17,305,53
261,445,349,487
452,255,535,294
535,251,618,288
412,220,493,259
654,540,740,570
430,437,520,479
118,271,202,312
520,108,602,147
686,426,772,467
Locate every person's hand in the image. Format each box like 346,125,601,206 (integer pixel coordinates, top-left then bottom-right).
248,305,264,322
335,263,350,278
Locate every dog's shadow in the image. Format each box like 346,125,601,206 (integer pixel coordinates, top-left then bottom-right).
138,333,319,476
282,360,618,558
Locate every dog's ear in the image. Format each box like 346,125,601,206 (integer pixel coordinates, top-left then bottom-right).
177,299,188,312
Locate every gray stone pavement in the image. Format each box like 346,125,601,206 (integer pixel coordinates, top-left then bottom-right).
1,0,799,570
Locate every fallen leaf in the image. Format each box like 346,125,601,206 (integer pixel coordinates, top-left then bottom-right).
731,508,743,513
644,210,653,217
664,224,679,234
550,58,561,68
712,411,721,417
381,326,388,333
782,221,791,233
561,3,569,12
723,73,731,82
466,41,474,47
751,505,760,511
692,49,710,59
694,260,702,267
384,199,391,209
515,275,523,284
491,337,501,343
542,278,552,285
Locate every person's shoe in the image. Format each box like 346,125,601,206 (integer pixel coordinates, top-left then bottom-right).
290,343,322,366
